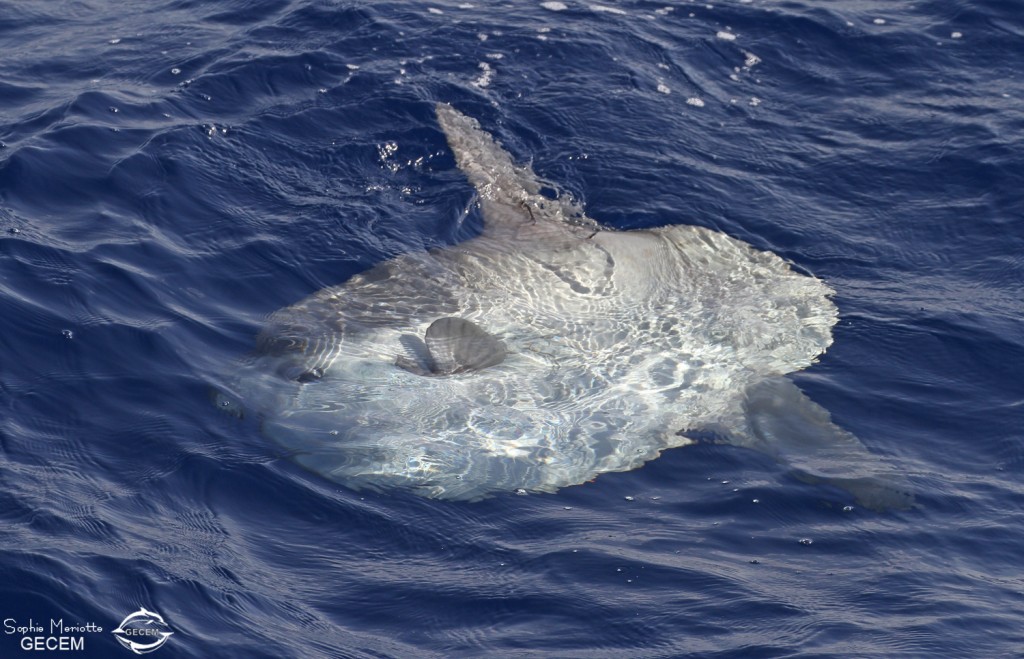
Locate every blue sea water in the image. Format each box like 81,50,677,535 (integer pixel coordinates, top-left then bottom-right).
1,0,1022,656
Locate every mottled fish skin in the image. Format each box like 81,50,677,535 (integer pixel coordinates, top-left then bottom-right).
221,105,910,509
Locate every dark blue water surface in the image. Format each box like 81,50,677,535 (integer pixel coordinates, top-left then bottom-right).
2,1,1022,657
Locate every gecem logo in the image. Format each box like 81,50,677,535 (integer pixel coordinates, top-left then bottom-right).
111,608,173,654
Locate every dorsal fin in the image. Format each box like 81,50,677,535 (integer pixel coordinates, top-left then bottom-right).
397,317,506,376
436,104,600,243
436,104,523,199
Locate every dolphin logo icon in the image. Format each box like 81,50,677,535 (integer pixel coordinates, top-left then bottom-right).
112,608,173,655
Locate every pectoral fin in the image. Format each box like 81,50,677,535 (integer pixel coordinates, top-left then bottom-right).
396,317,507,376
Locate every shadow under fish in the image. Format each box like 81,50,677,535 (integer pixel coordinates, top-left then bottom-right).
219,104,912,511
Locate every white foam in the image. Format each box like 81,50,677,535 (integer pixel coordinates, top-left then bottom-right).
472,62,493,88
428,7,443,14
951,31,963,39
686,97,705,107
717,31,737,41
591,4,627,14
541,1,568,10
873,18,886,25
657,83,671,94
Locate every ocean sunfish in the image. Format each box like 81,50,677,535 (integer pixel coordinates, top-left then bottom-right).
221,104,911,509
